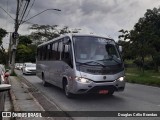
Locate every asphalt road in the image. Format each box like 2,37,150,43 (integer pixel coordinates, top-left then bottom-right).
15,70,160,120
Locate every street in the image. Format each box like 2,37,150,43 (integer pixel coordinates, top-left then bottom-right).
15,70,160,120
1,0,160,120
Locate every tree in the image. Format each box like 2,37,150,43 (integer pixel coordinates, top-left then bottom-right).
118,29,134,60
118,7,160,72
16,35,36,63
18,36,32,45
0,28,7,45
0,28,7,65
143,8,160,71
29,24,81,45
131,8,160,71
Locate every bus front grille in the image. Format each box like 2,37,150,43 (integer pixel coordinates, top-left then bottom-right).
87,69,123,75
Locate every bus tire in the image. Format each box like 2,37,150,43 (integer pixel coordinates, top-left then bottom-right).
42,73,48,87
63,79,73,98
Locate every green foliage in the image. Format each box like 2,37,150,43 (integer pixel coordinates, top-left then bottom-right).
118,7,160,72
126,68,160,87
0,28,7,65
0,52,8,65
18,36,32,45
118,40,133,60
0,28,7,45
126,75,160,87
15,25,80,63
16,36,36,63
29,24,81,45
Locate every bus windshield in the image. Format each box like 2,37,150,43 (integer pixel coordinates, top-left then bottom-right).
73,36,122,66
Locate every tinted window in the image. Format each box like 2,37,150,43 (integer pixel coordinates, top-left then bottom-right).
46,44,52,60
55,42,59,60
37,48,40,60
73,36,121,64
62,38,73,68
43,46,47,60
58,40,63,60
51,43,55,60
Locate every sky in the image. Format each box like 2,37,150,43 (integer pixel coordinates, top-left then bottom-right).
0,0,160,49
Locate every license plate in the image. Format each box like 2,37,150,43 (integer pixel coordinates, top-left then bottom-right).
99,90,109,94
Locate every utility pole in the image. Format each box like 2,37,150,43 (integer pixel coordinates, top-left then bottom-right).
10,0,20,74
8,32,12,66
10,0,60,74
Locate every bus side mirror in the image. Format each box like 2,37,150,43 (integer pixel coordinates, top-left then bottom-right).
119,46,122,52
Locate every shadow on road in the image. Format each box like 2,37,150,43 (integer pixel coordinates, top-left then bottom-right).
43,82,125,102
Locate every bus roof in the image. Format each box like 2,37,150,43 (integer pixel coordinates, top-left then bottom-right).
37,33,114,47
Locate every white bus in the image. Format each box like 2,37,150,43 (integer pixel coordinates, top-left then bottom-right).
36,34,125,98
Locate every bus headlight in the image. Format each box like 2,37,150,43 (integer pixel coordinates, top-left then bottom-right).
118,77,124,81
75,77,92,84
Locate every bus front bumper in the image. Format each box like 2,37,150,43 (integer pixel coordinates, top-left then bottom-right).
69,79,125,94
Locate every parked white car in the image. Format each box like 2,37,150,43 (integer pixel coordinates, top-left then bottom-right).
15,63,23,70
22,63,36,75
0,65,11,112
0,65,5,84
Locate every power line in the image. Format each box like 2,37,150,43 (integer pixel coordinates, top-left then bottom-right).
22,8,61,24
0,6,14,20
18,1,28,22
5,0,9,30
24,0,36,21
18,19,36,25
18,0,30,25
18,0,24,14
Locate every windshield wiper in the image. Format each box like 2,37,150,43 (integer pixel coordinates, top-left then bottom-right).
76,61,105,67
97,55,121,64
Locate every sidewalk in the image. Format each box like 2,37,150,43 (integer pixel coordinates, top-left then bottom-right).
8,75,72,120
9,76,46,120
3,92,12,120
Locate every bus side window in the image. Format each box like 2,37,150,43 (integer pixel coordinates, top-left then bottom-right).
62,40,73,68
55,42,60,60
49,44,52,60
52,43,55,60
46,44,50,60
40,47,43,60
42,46,45,60
37,48,40,60
58,40,63,60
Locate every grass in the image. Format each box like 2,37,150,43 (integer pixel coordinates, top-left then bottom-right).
125,67,160,87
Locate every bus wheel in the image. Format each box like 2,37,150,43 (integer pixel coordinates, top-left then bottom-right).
63,81,73,98
42,74,48,87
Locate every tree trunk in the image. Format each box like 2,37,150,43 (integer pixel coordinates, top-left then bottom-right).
152,55,159,72
141,55,145,73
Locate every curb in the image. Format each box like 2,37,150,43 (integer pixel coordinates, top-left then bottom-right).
9,89,21,111
17,75,63,111
8,76,47,120
8,76,21,112
11,73,73,120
